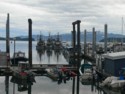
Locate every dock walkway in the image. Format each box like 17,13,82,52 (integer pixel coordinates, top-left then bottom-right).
0,64,77,76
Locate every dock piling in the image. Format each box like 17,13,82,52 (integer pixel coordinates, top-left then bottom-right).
104,24,108,53
28,19,32,68
84,30,87,64
72,20,81,94
5,13,10,94
92,27,96,58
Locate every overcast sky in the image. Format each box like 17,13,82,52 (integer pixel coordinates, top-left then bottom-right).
0,0,125,37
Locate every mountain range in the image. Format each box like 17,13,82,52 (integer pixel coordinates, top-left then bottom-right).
0,31,124,42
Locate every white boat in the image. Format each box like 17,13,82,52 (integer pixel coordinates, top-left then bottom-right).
80,69,93,84
79,63,93,85
100,76,125,89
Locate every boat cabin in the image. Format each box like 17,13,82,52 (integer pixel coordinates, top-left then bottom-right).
14,51,26,58
11,51,28,66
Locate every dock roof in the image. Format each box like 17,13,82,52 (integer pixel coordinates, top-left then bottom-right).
102,51,125,60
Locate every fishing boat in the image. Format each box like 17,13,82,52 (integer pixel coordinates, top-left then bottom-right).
54,33,62,50
10,51,28,66
46,36,53,50
36,34,45,51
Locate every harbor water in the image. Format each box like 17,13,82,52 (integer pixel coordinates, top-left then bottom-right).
0,41,117,94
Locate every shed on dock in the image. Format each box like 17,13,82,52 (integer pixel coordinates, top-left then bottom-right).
103,51,125,77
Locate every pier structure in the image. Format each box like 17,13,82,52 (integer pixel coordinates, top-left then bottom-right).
0,64,77,76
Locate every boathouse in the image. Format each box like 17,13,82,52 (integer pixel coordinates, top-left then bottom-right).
103,51,125,76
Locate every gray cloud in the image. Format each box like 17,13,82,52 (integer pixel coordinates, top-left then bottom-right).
0,0,125,37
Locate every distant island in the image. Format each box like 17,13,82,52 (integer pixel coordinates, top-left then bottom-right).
0,37,35,41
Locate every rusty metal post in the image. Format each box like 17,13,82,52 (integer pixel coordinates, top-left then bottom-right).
28,19,32,67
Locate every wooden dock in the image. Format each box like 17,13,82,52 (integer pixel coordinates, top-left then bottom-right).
0,64,77,76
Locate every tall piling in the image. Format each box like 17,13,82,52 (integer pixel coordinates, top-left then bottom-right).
104,24,107,53
6,13,10,65
73,24,76,48
73,20,81,94
72,31,73,47
28,19,32,67
72,23,76,94
76,20,81,94
28,19,32,94
5,13,10,94
84,30,87,64
92,27,96,58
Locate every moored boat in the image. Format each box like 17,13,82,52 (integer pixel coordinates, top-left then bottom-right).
36,34,45,51
79,63,93,85
10,51,28,66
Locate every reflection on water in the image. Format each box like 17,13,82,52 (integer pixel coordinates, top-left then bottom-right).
0,41,121,94
36,49,67,64
36,49,45,62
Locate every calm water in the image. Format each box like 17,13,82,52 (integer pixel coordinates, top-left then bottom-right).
0,41,117,94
